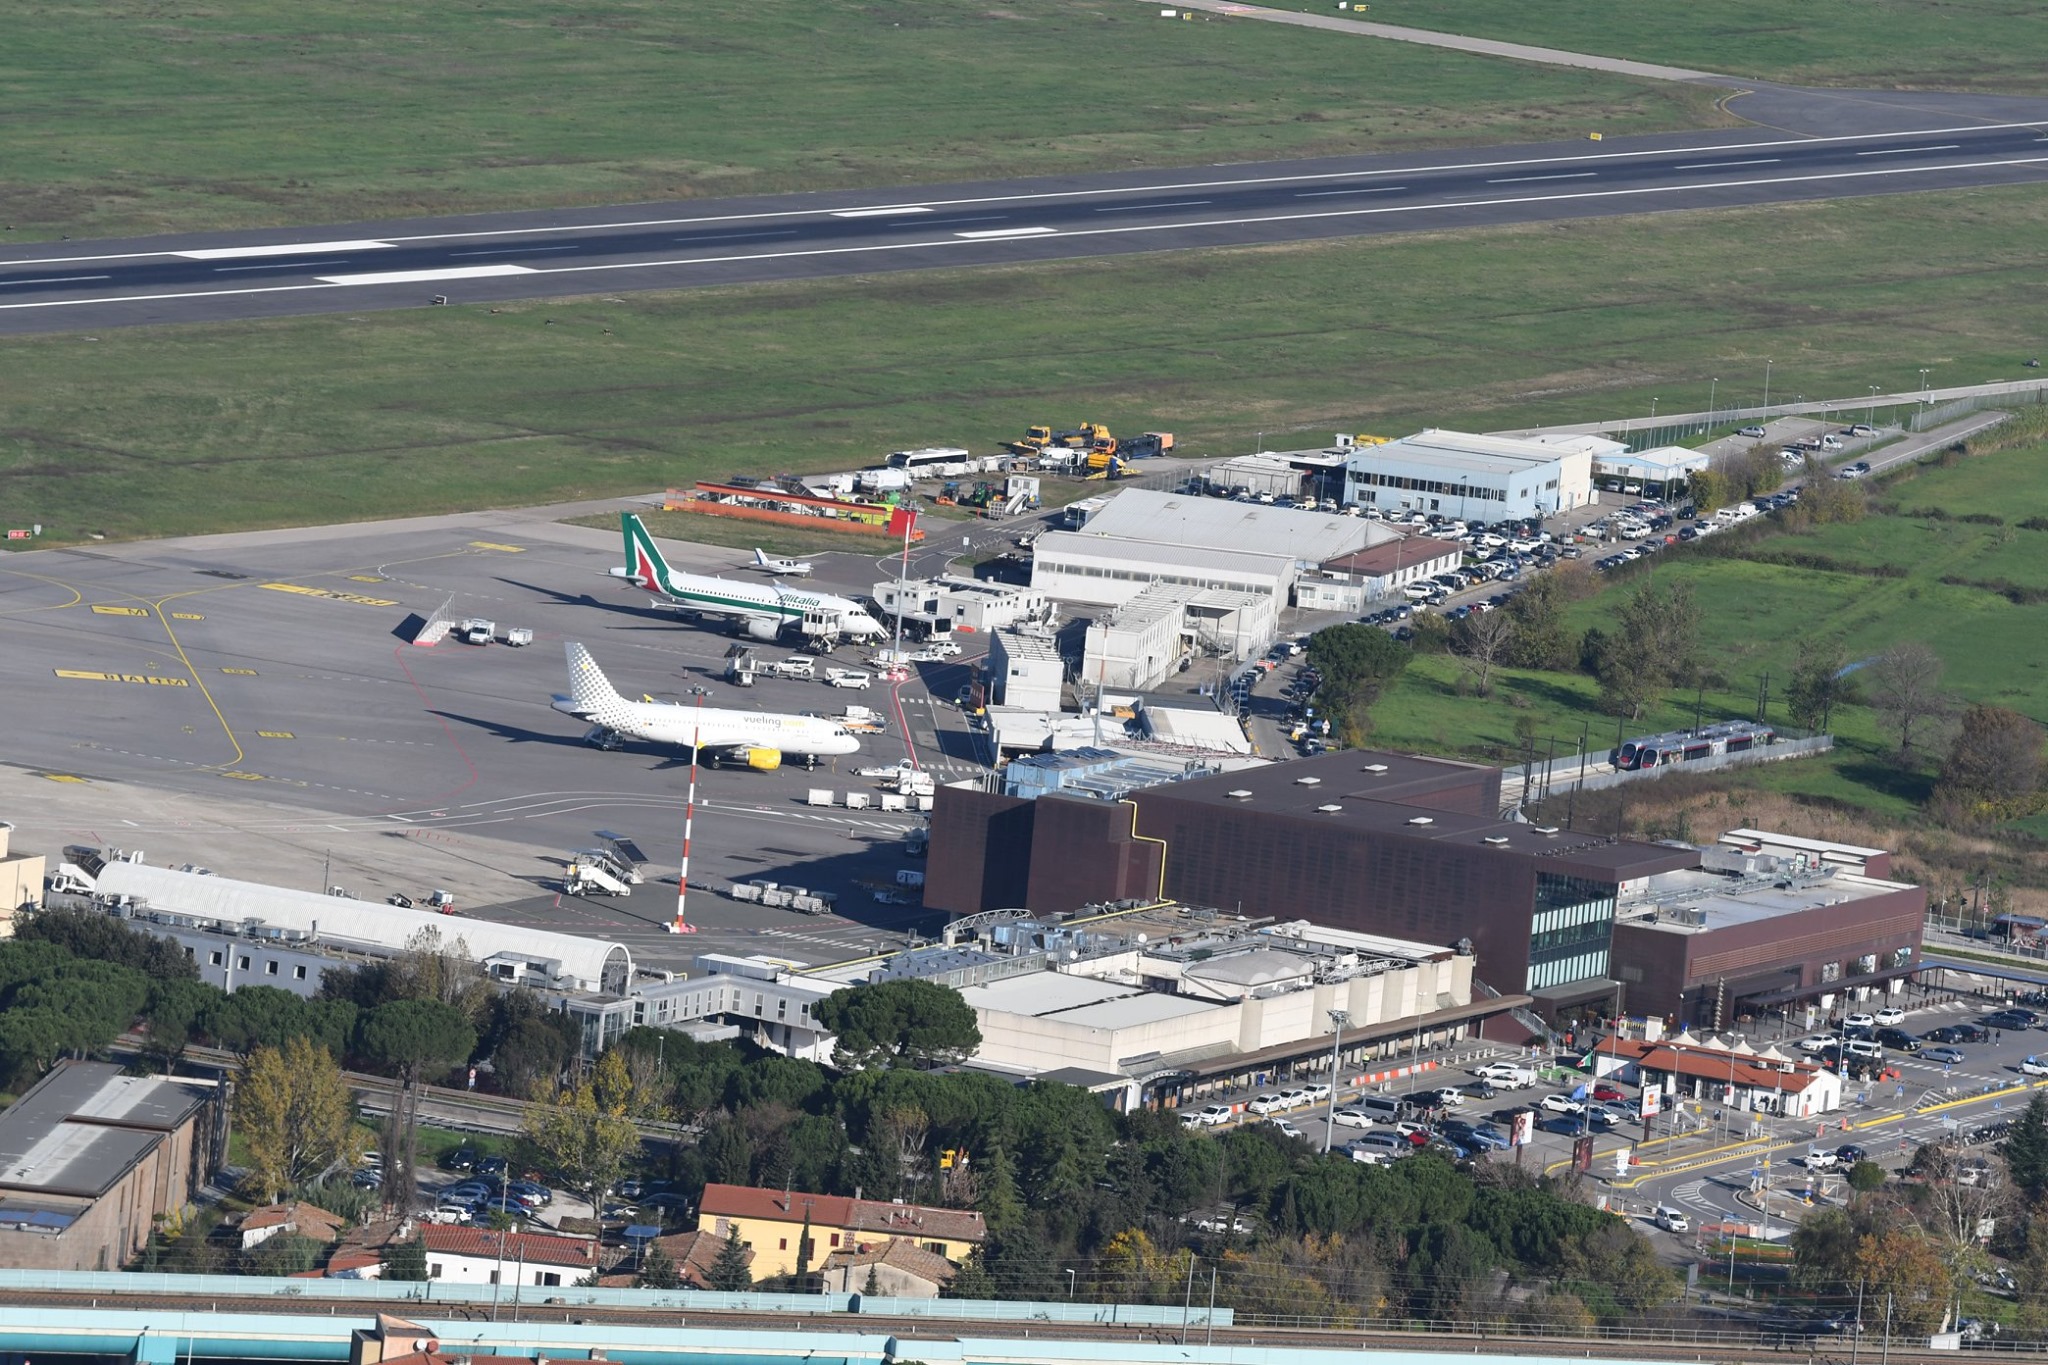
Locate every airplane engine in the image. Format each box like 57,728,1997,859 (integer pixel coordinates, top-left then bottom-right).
745,748,782,772
742,618,780,642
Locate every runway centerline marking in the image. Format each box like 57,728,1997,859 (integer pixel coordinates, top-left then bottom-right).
1487,172,1598,183
1296,186,1407,197
177,240,393,260
1095,200,1212,212
449,246,577,257
1676,158,1780,169
1857,144,1960,156
831,206,932,218
213,260,349,273
954,226,1056,239
0,274,111,287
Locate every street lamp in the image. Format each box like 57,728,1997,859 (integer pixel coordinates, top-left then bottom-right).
1708,377,1718,428
1322,1009,1350,1154
1868,385,1879,428
1064,1268,1076,1299
1919,368,1932,399
1763,359,1772,414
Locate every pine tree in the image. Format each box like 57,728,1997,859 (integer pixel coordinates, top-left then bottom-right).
863,1263,883,1296
637,1240,680,1289
943,1247,997,1300
2004,1094,2048,1199
706,1227,753,1291
382,1236,428,1282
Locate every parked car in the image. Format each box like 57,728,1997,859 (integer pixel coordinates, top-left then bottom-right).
1836,1144,1869,1165
1349,1132,1408,1159
1873,1028,1921,1054
1266,1117,1304,1139
1539,1115,1590,1137
1984,1011,2037,1031
1738,425,1767,438
1874,1007,1906,1026
1844,1013,1877,1031
1330,1107,1377,1128
1539,1093,1585,1115
2021,1057,2048,1078
1247,1093,1289,1116
1590,1083,1625,1103
1805,1148,1840,1171
1191,1103,1236,1126
1922,1045,1966,1066
439,1147,479,1173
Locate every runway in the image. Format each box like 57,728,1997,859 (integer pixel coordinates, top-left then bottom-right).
5,117,2047,333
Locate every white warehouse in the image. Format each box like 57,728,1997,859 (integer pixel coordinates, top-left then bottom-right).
1031,489,1395,608
1344,430,1595,523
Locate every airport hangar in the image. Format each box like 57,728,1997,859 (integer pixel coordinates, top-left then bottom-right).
1028,489,1400,609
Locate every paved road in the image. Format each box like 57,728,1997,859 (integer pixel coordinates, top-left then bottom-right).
7,121,2048,333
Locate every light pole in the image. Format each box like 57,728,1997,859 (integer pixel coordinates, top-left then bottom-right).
1919,368,1932,400
1709,377,1718,429
1323,1009,1349,1153
1064,1267,1076,1299
1763,360,1772,415
1868,385,1879,428
671,688,707,935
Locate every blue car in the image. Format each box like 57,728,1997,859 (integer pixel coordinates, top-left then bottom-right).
1458,1123,1510,1151
1539,1116,1589,1137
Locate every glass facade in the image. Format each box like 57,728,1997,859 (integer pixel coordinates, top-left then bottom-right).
1527,872,1617,990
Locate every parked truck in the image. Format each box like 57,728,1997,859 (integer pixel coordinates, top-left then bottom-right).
457,617,495,645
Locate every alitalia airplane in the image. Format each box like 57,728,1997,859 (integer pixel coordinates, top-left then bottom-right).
611,513,886,646
552,643,861,769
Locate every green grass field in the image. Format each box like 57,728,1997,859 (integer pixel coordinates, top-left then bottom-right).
8,184,2048,545
1251,0,2048,92
0,0,1725,242
1368,438,2048,822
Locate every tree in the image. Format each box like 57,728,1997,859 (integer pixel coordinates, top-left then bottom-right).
2004,1095,2048,1200
358,999,476,1214
1504,569,1582,671
1848,1160,1887,1194
479,993,580,1100
1306,624,1411,741
637,1240,681,1289
1866,642,1953,759
813,979,980,1072
863,1264,882,1296
945,1247,997,1300
1794,455,1868,526
1451,610,1516,695
1595,580,1700,719
1859,1225,1955,1336
14,905,198,982
140,978,215,1073
522,1049,645,1205
386,927,493,1024
235,1036,360,1202
705,1227,753,1291
382,1235,428,1282
1785,637,1848,733
1935,704,2045,820
1791,1205,1864,1292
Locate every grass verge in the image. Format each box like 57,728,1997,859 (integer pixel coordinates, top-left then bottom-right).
2,0,1725,241
1248,0,2048,92
7,185,2048,545
1385,434,2048,836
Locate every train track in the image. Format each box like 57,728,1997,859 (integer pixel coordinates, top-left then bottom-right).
2,1288,2034,1365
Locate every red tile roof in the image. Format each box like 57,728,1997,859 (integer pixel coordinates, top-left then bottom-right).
417,1224,598,1268
821,1236,960,1283
697,1183,985,1245
1321,537,1464,577
1599,1038,1831,1092
651,1227,754,1289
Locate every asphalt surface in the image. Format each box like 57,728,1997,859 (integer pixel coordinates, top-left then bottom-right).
7,119,2048,333
0,505,999,972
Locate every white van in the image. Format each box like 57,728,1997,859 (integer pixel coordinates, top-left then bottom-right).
1476,1063,1538,1089
823,669,872,689
1653,1205,1690,1233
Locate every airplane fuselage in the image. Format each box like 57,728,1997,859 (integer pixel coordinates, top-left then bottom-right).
553,694,858,756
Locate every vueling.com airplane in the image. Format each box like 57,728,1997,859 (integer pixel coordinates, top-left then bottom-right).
610,513,885,648
552,643,861,770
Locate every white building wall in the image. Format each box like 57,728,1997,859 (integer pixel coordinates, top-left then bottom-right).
1083,607,1184,693
424,1250,585,1287
987,633,1065,710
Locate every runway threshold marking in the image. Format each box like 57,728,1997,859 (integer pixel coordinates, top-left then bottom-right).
55,669,189,687
91,604,149,616
955,226,1056,239
260,582,399,607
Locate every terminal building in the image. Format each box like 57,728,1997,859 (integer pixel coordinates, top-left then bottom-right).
1030,489,1396,609
869,575,1054,636
1080,582,1275,691
1342,430,1596,522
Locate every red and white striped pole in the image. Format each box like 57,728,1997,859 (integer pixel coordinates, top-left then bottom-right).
671,691,702,935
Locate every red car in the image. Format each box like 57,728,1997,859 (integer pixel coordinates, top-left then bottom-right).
1591,1083,1626,1103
